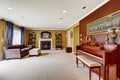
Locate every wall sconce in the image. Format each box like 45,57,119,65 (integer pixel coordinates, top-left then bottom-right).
0,38,4,42
1,39,3,42
80,34,82,45
86,36,91,43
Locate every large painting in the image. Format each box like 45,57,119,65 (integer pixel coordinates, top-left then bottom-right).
87,10,120,35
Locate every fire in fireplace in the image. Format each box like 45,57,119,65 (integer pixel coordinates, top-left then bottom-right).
40,41,51,50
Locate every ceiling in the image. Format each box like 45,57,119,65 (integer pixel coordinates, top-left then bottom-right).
0,0,109,30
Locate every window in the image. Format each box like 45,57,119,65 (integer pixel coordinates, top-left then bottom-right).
12,28,21,45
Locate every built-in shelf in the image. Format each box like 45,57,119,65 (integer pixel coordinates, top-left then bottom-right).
55,33,62,49
28,32,36,47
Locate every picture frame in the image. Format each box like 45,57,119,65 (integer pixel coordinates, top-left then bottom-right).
41,31,51,39
87,10,120,35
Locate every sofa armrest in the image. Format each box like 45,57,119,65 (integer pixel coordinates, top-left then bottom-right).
3,47,21,59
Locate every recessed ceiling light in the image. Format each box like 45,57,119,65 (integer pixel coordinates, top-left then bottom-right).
59,18,63,20
8,7,13,10
62,10,67,13
26,21,30,23
58,22,61,24
82,6,86,9
21,16,24,19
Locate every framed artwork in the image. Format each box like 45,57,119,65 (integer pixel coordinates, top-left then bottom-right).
87,10,120,35
41,31,51,39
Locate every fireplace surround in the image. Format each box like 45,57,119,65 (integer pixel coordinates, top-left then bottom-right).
39,39,52,50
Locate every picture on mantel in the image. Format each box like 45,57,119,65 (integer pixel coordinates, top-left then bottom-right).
41,31,51,39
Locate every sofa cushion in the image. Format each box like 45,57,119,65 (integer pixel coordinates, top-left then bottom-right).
6,44,28,49
7,45,22,49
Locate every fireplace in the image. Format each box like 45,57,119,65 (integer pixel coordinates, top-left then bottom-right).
39,39,52,50
41,41,51,50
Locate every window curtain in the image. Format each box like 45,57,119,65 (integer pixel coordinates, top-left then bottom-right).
6,22,14,46
20,27,24,44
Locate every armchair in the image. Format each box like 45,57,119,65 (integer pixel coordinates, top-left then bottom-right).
3,47,21,59
3,44,32,59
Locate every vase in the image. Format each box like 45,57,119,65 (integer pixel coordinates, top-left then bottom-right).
110,28,117,44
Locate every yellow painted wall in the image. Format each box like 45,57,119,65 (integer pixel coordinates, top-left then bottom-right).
67,22,79,52
0,20,6,60
67,28,73,47
0,20,27,60
24,29,27,45
25,30,67,49
73,25,79,51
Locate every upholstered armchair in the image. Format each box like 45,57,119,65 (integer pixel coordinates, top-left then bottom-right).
3,44,32,60
3,47,21,59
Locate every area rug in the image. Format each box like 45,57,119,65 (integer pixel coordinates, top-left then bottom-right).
0,50,100,80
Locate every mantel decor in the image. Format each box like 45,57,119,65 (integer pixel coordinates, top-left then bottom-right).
87,10,120,35
41,31,51,39
80,34,83,45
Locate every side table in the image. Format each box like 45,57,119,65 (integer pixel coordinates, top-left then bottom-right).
66,47,72,53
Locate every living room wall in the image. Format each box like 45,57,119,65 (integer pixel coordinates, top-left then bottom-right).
67,22,79,52
0,20,6,60
25,30,67,49
80,0,120,43
0,20,27,60
79,0,120,79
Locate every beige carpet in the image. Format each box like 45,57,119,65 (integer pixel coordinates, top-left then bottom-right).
0,50,101,80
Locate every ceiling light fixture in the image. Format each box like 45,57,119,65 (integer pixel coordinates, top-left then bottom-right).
62,10,67,13
8,7,13,10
